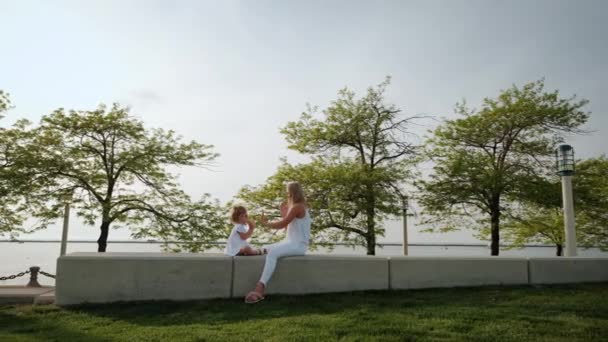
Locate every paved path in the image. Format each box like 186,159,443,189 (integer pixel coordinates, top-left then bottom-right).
0,286,55,305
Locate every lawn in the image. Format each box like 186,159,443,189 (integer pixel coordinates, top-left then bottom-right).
1,284,607,341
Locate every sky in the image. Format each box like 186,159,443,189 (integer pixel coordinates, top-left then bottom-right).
1,0,607,244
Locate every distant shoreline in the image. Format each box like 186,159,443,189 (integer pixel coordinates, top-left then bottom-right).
0,239,561,248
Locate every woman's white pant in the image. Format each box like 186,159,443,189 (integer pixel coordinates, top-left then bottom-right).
260,240,307,285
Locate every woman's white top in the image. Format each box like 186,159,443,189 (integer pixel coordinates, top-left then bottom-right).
286,209,311,246
224,223,250,256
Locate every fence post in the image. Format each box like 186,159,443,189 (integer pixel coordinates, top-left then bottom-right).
27,266,41,287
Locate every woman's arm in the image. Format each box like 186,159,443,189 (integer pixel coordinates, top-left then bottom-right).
262,205,304,229
237,219,256,240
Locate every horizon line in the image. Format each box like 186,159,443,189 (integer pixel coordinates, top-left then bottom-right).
0,239,561,248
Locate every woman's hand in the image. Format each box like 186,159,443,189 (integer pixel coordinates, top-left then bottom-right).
262,204,304,230
280,202,288,218
260,212,269,226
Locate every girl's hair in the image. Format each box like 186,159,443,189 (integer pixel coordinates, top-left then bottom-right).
286,181,306,207
231,205,247,223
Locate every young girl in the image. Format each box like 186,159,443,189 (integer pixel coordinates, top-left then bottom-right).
245,181,311,303
225,206,263,256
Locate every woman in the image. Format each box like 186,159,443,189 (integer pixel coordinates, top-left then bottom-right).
245,181,311,304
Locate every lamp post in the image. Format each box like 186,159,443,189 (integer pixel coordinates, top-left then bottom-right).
556,144,577,257
402,195,409,256
59,190,73,256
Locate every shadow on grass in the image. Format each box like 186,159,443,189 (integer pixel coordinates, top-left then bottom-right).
0,309,113,342
62,283,608,328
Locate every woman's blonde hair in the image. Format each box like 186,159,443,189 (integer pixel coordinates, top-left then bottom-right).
286,181,306,206
230,205,247,223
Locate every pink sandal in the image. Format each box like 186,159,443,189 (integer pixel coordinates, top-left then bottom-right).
245,282,266,304
245,291,265,304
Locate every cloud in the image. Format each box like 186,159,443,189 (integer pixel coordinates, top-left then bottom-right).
129,89,164,104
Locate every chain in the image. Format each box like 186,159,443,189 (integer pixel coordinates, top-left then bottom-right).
39,271,56,279
0,270,30,281
0,269,56,281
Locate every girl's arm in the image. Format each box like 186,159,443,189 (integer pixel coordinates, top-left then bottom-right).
237,219,256,240
280,201,288,218
262,205,305,229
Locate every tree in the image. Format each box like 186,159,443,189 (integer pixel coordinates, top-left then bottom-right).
28,104,224,252
574,156,608,250
502,157,608,254
238,78,419,255
501,173,566,255
0,91,54,237
0,90,22,236
418,80,589,255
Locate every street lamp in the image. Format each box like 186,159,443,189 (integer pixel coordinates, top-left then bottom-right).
401,195,408,256
556,144,576,256
556,144,575,176
60,190,73,256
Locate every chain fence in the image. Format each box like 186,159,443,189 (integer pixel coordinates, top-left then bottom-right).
0,268,56,281
0,270,30,281
39,271,56,279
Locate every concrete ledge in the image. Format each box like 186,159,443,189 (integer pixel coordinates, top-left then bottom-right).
55,252,232,305
389,257,529,290
33,289,55,305
232,255,389,297
528,257,608,284
54,253,608,305
0,286,54,305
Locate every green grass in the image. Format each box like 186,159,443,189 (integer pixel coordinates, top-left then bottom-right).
1,284,608,342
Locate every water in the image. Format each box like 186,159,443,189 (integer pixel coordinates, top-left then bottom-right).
1,241,606,286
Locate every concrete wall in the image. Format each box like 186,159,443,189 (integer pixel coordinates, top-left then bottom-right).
528,257,608,284
55,252,232,305
389,257,529,290
55,253,608,306
232,255,389,297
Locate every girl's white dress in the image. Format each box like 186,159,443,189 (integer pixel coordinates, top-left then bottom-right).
225,223,251,256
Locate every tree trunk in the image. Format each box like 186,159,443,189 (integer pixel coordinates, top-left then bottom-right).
97,221,110,252
365,233,376,256
365,186,376,256
556,244,563,256
490,207,500,256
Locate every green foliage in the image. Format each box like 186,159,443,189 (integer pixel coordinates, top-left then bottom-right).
0,90,20,236
0,90,10,118
502,157,608,253
418,79,589,255
499,168,566,255
0,121,31,237
239,77,419,254
502,206,565,254
26,103,224,251
575,156,608,250
0,91,54,237
132,194,229,253
281,77,418,166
